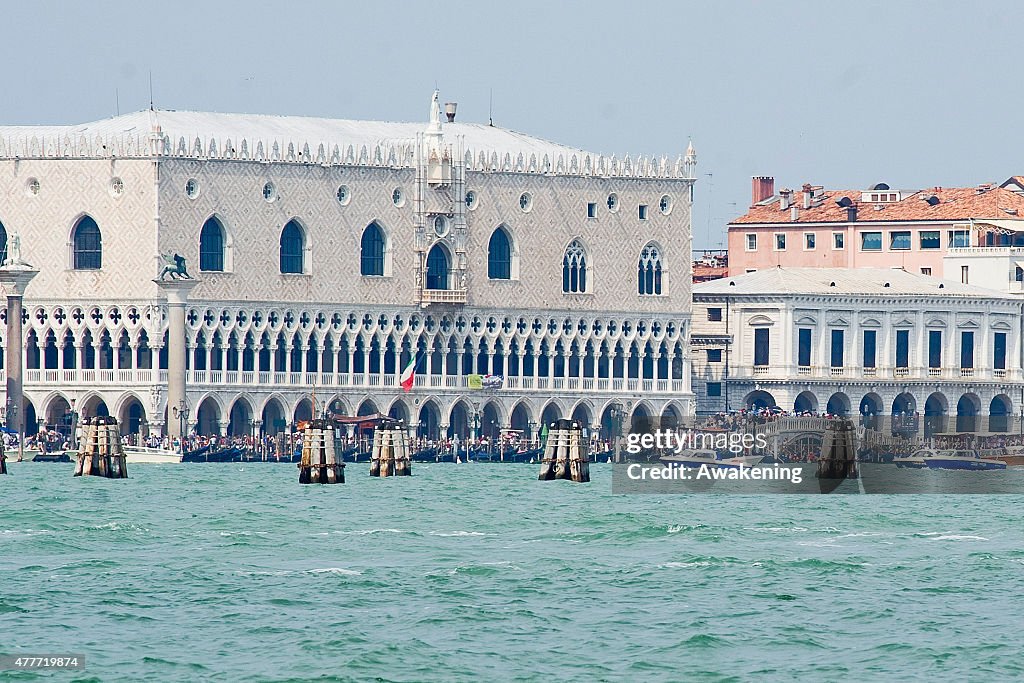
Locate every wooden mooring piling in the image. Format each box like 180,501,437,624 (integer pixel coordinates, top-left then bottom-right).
816,418,857,492
73,416,128,479
0,450,7,475
538,419,590,482
369,422,411,477
298,419,345,484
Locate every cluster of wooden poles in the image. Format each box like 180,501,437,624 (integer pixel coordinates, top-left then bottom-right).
1,416,591,486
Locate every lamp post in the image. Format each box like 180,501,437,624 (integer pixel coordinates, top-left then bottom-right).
528,420,538,448
69,397,79,450
172,400,189,453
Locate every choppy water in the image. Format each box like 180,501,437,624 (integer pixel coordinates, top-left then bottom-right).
1,462,1022,682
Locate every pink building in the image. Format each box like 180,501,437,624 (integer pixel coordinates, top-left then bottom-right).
727,177,1024,278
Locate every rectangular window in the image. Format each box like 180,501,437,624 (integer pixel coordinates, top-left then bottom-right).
706,382,722,397
587,202,597,218
805,233,816,249
639,204,648,220
798,328,812,367
890,231,911,250
861,231,882,251
921,267,932,276
754,328,770,366
962,265,969,284
895,329,909,368
961,331,974,369
746,234,757,251
833,232,845,249
948,230,970,248
707,307,722,322
830,329,844,368
928,330,942,368
707,349,722,363
919,230,941,250
994,332,1007,370
863,330,876,368
774,234,786,250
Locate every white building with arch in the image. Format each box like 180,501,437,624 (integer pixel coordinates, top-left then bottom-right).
692,267,1023,436
0,93,696,441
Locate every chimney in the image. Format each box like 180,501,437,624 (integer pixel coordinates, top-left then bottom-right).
444,102,457,122
751,176,774,206
790,206,799,221
779,188,793,211
802,183,813,210
846,206,858,222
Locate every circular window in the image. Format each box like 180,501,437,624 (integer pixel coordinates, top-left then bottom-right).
262,182,276,202
336,185,351,205
433,215,450,238
26,178,40,196
392,187,404,207
465,190,478,210
110,177,124,197
607,193,618,212
659,194,672,215
519,192,532,212
186,178,199,199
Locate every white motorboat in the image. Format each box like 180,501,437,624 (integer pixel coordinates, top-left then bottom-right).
659,449,763,469
61,446,182,464
893,449,929,469
923,449,1006,471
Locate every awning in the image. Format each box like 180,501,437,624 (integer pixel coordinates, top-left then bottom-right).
969,218,1024,234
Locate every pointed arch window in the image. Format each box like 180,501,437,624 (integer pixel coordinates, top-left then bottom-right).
280,220,304,274
562,239,588,293
0,221,7,264
488,227,512,280
73,216,102,270
199,217,225,271
637,243,663,295
360,222,385,276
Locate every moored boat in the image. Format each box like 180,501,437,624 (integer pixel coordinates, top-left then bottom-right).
659,449,763,469
893,450,929,469
922,449,1006,471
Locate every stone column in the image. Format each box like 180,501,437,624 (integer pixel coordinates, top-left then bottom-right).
0,263,39,462
154,278,199,440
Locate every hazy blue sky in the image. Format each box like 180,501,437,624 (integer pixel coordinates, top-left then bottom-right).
3,1,1019,249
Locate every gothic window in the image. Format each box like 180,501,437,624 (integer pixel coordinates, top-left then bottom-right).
426,244,449,290
73,216,102,270
280,220,304,274
360,222,385,276
0,220,7,264
488,227,512,280
199,217,225,272
637,243,663,295
562,239,588,293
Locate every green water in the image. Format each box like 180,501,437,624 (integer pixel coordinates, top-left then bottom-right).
1,463,1022,682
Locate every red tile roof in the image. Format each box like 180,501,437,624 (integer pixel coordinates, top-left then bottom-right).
730,186,1024,225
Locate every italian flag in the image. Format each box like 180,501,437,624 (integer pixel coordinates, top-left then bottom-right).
400,355,417,392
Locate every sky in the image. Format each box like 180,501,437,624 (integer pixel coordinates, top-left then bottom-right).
2,0,1020,250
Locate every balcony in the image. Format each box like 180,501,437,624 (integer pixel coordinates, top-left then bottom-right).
829,367,844,377
960,368,974,378
416,288,467,307
19,367,686,395
894,367,910,378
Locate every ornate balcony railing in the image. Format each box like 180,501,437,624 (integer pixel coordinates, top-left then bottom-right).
17,368,687,394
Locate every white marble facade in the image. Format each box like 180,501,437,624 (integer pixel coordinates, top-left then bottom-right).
692,267,1023,435
0,95,697,440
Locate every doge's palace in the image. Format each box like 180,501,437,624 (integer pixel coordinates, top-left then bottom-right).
0,92,696,442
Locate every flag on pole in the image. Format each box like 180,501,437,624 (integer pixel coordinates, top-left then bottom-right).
400,354,418,392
